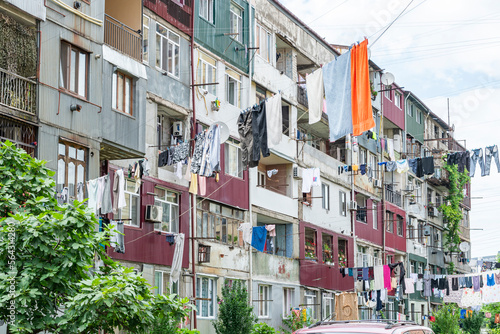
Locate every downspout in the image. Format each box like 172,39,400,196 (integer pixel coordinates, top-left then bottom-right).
247,0,254,306
381,74,386,265
190,0,197,328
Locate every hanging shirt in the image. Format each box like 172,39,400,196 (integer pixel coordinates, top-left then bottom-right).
171,233,185,284
306,68,324,125
238,223,253,244
101,175,113,215
396,160,409,173
265,224,276,237
404,278,415,294
383,265,391,289
302,168,314,193
87,179,99,214
191,132,206,174
373,265,384,290
265,92,283,147
251,226,267,252
189,173,198,195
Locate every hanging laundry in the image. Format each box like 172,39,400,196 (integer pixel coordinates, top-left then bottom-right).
421,156,434,175
238,223,253,244
396,159,409,173
386,161,397,172
312,168,321,187
251,226,267,252
265,224,276,237
302,168,314,193
76,182,84,202
386,139,395,161
487,274,495,286
351,40,375,136
57,187,69,205
191,132,206,174
171,233,185,284
199,124,221,177
404,278,415,294
306,68,324,125
140,158,150,176
470,148,484,177
134,163,141,193
114,220,125,254
175,161,183,180
484,145,500,175
238,110,257,169
360,164,366,175
267,169,278,178
265,92,282,147
171,142,190,165
100,175,113,215
184,158,192,181
198,176,207,196
252,100,270,162
189,173,198,194
389,262,406,293
383,265,391,289
165,233,175,245
87,179,98,213
323,50,353,142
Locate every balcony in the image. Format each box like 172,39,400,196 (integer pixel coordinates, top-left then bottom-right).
104,14,142,62
0,67,36,114
385,185,402,207
356,207,367,223
297,85,308,108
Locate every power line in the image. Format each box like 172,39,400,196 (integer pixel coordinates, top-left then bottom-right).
369,0,416,47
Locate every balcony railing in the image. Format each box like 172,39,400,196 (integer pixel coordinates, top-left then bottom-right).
385,185,402,207
0,68,36,114
104,14,142,62
356,207,367,223
297,85,308,107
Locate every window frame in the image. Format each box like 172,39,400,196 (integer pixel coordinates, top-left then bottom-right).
359,147,367,165
256,23,271,62
322,292,335,321
112,70,134,115
197,200,244,247
373,202,378,229
155,23,180,78
229,3,243,44
225,69,241,107
196,276,216,318
57,141,87,199
143,15,150,64
321,183,330,211
395,91,401,108
224,139,243,178
119,179,141,227
339,191,347,216
304,289,317,320
416,110,422,124
386,211,393,233
397,215,404,236
154,270,178,296
60,41,89,98
197,52,217,95
199,0,214,24
258,285,271,318
283,287,293,318
153,187,179,233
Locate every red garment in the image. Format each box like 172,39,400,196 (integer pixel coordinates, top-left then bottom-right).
350,39,375,136
383,265,391,289
430,316,436,322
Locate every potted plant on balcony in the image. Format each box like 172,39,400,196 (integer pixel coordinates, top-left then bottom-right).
322,243,334,266
338,250,348,268
305,241,316,260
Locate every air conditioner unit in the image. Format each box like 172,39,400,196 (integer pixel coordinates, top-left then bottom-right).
173,121,183,137
145,205,163,223
374,179,382,188
423,225,431,236
348,201,358,211
293,165,302,179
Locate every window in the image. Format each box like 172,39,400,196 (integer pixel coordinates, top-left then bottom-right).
199,0,214,23
411,303,415,322
154,271,178,295
283,288,294,318
120,179,140,227
112,71,134,115
304,227,317,260
256,23,271,62
304,289,317,319
197,52,217,95
322,233,333,265
416,109,422,124
338,239,348,268
410,261,416,274
156,23,180,77
322,292,335,320
154,188,179,233
60,42,88,97
384,85,391,100
258,285,270,318
339,191,346,216
408,103,414,117
386,211,393,233
257,170,266,187
282,105,290,136
397,215,404,236
322,183,330,210
57,141,86,198
359,147,367,165
418,221,425,244
226,69,241,107
408,218,414,240
196,276,216,318
224,139,243,178
256,85,266,103
373,202,378,229
143,15,149,63
230,3,243,43
395,91,401,108
197,200,244,246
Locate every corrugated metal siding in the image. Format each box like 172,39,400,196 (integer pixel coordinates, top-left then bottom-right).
144,0,193,36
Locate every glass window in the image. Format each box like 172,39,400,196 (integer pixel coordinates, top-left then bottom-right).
386,211,393,233
373,202,378,229
197,200,244,247
322,233,333,265
230,3,243,43
57,141,86,199
283,288,293,318
143,15,150,63
408,103,414,117
154,271,178,296
60,42,88,97
395,91,401,108
339,191,346,216
199,0,214,23
112,71,134,115
156,23,180,77
258,285,270,318
304,289,317,320
225,69,241,107
322,292,335,320
397,215,404,236
197,52,217,95
256,23,271,62
196,276,215,318
304,227,317,260
359,147,367,165
384,85,391,100
154,188,179,233
224,140,243,178
322,183,330,210
338,239,348,268
120,179,140,227
282,105,290,136
417,110,422,124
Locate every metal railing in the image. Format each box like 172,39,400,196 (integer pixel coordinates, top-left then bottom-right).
104,14,142,62
385,185,402,207
0,68,36,114
297,85,308,107
356,207,367,223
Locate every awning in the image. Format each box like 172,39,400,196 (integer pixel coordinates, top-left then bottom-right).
100,139,144,161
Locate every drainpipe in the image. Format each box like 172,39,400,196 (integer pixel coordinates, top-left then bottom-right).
381,74,386,265
247,0,254,305
190,0,197,328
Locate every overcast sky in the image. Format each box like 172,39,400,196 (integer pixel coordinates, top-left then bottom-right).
279,0,500,258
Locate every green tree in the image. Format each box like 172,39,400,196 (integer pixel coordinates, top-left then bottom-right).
482,302,500,330
212,280,256,334
252,322,278,334
430,304,463,334
461,310,483,334
280,310,315,334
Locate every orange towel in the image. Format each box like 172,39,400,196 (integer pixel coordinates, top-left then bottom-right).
351,39,375,136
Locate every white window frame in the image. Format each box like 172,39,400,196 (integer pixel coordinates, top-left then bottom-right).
154,188,179,233
283,288,293,318
256,23,271,62
230,3,243,43
395,91,401,108
407,103,414,117
120,179,140,227
143,15,150,63
199,0,214,23
304,289,317,320
225,70,241,107
196,276,216,318
156,23,180,78
322,183,330,211
322,292,335,320
384,86,391,100
258,285,271,318
197,53,217,95
224,140,243,178
416,109,422,124
359,147,367,165
373,202,378,229
340,191,346,217
112,71,134,115
154,270,179,296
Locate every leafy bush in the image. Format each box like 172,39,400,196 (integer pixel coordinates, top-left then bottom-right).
461,311,483,334
280,310,315,334
482,302,500,330
212,280,256,334
252,322,278,334
430,304,463,334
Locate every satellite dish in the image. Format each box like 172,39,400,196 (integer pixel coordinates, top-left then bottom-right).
213,121,230,143
459,242,470,252
381,72,395,86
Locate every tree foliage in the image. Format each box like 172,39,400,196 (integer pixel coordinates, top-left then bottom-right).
461,310,483,334
430,304,463,334
439,158,470,274
212,280,256,334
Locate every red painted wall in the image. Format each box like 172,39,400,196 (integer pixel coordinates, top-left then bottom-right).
106,166,190,268
382,85,405,130
299,221,355,291
144,0,193,36
384,202,406,253
355,198,383,246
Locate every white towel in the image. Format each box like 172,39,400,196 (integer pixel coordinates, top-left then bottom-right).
265,92,282,147
306,68,324,124
312,168,321,187
387,138,395,161
171,233,185,284
238,223,253,244
302,168,314,193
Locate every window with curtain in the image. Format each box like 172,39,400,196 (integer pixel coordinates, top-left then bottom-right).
154,187,179,233
224,140,243,178
156,23,180,77
57,141,86,198
60,42,88,98
196,276,215,318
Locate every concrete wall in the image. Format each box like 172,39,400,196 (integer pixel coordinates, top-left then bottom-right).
5,0,46,21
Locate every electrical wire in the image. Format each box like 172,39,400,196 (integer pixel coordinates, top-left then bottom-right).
369,0,415,47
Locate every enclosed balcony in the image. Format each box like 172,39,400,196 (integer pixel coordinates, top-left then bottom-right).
104,0,142,61
0,68,36,115
385,184,402,207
